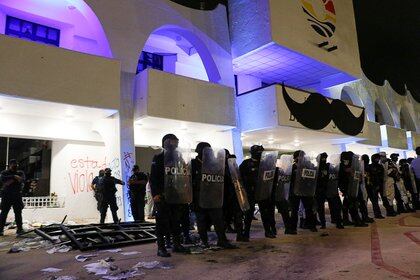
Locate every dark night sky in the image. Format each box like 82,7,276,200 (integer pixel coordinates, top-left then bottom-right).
353,0,420,103
172,0,420,103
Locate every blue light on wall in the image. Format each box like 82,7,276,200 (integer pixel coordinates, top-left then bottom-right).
5,16,60,47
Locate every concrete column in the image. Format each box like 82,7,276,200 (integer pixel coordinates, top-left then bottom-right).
119,71,137,221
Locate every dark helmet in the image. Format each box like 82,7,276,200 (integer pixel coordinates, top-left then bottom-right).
195,142,211,154
250,145,264,159
132,165,139,172
8,159,17,166
371,153,380,162
390,153,399,160
399,159,407,165
407,157,414,164
293,150,304,159
416,146,420,155
104,168,112,174
161,134,179,148
319,152,328,159
361,154,370,165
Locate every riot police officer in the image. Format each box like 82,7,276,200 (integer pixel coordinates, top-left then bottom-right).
367,154,392,217
400,158,420,210
192,142,236,249
240,145,277,239
289,150,318,233
128,165,149,222
98,168,124,224
150,134,190,257
358,155,374,223
0,159,25,236
390,153,412,213
339,152,367,227
91,169,105,212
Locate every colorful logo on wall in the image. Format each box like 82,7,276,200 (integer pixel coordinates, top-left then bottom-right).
301,0,337,38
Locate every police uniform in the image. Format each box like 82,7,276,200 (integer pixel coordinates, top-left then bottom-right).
150,149,189,257
128,170,148,222
192,157,233,247
0,168,25,234
98,172,123,224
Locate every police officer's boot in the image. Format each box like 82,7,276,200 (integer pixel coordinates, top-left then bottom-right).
100,213,106,224
157,237,171,258
173,235,190,254
111,211,119,224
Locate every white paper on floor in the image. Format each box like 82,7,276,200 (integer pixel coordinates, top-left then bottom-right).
133,261,173,270
101,249,122,253
41,267,63,273
101,269,144,280
47,245,72,254
84,260,118,276
45,276,77,280
75,254,98,262
120,251,139,256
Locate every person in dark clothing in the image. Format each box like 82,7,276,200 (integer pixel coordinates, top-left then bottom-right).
339,152,367,227
400,158,420,210
98,168,124,224
289,150,317,233
192,143,237,249
367,154,395,217
240,145,277,239
0,159,25,236
390,154,412,213
128,165,148,222
150,134,190,257
223,152,241,238
91,169,105,212
272,167,294,234
315,153,344,229
358,155,374,223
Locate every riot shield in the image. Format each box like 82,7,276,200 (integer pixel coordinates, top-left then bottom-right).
255,151,278,201
227,158,250,212
326,154,340,199
274,155,293,202
382,161,395,204
164,148,192,204
359,159,368,202
293,152,318,197
348,154,361,198
199,148,226,209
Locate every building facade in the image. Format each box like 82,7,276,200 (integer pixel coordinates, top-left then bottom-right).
0,0,418,223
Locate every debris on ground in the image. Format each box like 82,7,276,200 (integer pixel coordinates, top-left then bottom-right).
133,261,173,270
47,244,72,254
75,254,98,262
45,276,78,280
33,222,156,251
41,267,63,273
120,251,139,256
103,249,122,253
84,260,118,276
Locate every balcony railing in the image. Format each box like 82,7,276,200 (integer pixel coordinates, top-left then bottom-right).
0,196,65,209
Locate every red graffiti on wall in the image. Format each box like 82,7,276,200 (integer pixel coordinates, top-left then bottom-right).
68,156,120,195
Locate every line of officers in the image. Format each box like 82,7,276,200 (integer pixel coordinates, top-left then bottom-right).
148,134,420,258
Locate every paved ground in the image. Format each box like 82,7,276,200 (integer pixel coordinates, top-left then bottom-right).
0,212,419,280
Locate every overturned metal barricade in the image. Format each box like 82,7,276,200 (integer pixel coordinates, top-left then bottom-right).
34,222,157,251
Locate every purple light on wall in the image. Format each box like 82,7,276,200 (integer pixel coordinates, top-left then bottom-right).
0,0,112,58
152,25,222,84
233,43,356,90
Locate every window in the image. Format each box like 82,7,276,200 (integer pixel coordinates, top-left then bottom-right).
0,137,52,196
136,51,164,74
5,16,60,47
